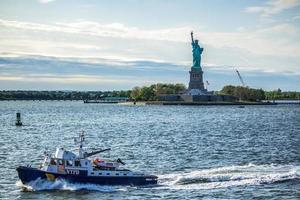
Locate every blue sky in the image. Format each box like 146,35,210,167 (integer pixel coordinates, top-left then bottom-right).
0,0,300,91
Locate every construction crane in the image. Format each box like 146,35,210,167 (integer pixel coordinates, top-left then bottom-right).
236,70,245,87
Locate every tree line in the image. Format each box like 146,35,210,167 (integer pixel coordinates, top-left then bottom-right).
219,85,265,101
0,90,131,100
1,84,299,101
219,85,300,101
130,83,186,101
264,88,300,100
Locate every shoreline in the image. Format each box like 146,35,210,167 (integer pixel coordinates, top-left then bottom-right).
144,101,277,106
120,101,279,106
1,100,300,105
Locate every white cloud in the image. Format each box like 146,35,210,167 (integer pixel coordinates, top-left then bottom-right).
38,0,56,3
0,18,299,74
1,18,299,56
0,74,143,84
245,0,300,17
293,15,300,20
0,19,190,42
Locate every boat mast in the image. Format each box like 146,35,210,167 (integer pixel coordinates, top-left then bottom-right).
78,131,85,158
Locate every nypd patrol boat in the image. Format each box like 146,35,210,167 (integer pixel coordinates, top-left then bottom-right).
16,132,157,186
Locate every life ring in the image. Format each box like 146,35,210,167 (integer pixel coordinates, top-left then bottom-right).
93,158,104,165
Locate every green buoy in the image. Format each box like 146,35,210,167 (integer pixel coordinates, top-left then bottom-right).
16,112,22,126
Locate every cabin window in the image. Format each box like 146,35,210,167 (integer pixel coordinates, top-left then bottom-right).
106,173,110,175
91,172,94,175
116,173,119,176
58,159,63,165
50,159,57,165
75,160,81,167
99,173,102,175
123,174,127,176
66,160,73,166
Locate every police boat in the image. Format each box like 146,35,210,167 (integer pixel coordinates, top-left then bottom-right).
16,132,157,186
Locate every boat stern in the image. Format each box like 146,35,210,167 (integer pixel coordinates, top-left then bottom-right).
144,175,158,185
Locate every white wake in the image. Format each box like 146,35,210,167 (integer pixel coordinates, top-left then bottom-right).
158,163,300,190
16,163,300,191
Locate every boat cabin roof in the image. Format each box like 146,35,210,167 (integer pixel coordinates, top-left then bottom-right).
55,147,77,160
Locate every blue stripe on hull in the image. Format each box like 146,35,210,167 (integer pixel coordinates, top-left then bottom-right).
16,166,157,186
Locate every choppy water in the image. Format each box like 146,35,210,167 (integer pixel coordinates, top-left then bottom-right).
0,101,299,199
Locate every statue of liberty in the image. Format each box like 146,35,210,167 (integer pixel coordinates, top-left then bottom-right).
191,31,203,69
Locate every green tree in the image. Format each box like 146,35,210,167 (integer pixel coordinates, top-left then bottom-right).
139,86,156,101
220,85,235,96
220,85,266,101
130,87,141,100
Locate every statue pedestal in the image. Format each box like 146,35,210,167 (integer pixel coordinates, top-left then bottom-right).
188,67,205,91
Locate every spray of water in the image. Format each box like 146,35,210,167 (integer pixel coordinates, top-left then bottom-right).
16,178,128,192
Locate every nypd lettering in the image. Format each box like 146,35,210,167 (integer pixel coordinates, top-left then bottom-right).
66,169,79,175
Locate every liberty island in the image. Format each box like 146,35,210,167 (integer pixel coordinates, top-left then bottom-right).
186,31,233,99
152,31,276,104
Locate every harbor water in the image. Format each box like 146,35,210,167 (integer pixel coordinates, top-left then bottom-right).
0,101,299,199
